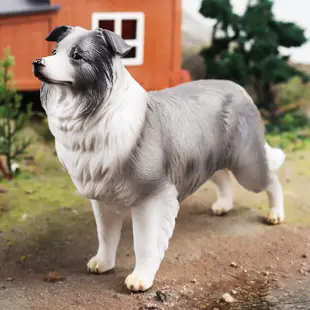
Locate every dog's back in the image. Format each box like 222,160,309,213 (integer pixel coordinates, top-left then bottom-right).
143,79,269,200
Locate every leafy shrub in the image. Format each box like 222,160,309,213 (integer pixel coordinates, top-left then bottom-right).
0,48,32,177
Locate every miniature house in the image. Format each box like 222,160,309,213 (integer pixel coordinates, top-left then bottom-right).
0,0,191,92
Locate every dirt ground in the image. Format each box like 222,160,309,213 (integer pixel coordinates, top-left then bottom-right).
0,151,310,310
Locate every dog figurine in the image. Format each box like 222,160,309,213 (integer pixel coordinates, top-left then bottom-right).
33,25,285,292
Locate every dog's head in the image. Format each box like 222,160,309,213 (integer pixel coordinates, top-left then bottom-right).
33,25,132,116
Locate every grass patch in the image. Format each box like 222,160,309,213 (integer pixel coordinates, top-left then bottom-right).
0,173,87,232
266,128,310,152
0,126,87,232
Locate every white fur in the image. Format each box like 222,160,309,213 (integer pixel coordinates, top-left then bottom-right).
47,66,147,202
265,172,285,224
40,54,75,84
264,143,285,224
125,183,179,291
87,200,125,273
265,142,286,172
211,169,233,215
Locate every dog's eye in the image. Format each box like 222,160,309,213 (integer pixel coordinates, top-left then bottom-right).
72,52,82,60
52,50,57,55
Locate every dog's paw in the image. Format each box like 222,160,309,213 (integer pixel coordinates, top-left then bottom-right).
264,208,284,225
87,255,114,274
125,270,154,292
212,198,233,215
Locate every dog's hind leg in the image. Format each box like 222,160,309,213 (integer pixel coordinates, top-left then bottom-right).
264,143,285,224
232,142,285,225
210,169,233,215
265,172,284,224
87,200,125,273
125,184,179,292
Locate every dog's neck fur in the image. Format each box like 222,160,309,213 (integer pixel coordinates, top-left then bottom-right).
45,62,146,131
45,62,148,199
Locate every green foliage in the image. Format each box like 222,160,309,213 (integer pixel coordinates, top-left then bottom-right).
264,76,310,151
199,0,309,125
266,129,310,152
199,0,239,33
265,76,310,131
0,48,33,176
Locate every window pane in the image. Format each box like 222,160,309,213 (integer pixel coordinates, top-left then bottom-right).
99,20,115,32
123,46,136,59
122,19,137,39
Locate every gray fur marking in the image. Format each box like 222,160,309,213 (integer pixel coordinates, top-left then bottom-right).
136,79,270,202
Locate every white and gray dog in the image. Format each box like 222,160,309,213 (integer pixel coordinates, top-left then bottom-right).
33,25,285,292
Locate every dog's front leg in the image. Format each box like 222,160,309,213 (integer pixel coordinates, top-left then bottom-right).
125,184,179,292
87,200,124,273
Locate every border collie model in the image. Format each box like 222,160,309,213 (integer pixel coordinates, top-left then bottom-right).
32,25,285,292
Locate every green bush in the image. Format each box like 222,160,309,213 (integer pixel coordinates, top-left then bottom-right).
0,48,33,177
266,129,310,152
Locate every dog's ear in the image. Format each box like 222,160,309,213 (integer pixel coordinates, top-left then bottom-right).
46,25,72,42
99,29,133,57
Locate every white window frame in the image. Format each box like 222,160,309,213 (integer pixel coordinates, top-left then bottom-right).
91,12,145,66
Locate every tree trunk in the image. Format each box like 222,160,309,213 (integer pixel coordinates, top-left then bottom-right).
253,80,278,124
0,159,11,180
264,82,278,124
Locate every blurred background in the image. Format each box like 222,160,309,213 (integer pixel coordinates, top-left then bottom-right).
0,1,309,309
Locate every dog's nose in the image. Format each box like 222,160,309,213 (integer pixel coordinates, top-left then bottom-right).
32,58,46,67
32,58,46,77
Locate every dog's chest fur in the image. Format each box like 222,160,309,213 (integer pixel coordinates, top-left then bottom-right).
44,84,148,206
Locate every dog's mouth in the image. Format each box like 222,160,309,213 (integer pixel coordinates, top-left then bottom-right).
36,73,73,86
33,68,73,86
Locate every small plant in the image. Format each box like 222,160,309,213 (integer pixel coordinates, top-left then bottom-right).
0,48,32,178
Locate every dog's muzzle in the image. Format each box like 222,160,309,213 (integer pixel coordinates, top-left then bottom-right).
32,58,46,77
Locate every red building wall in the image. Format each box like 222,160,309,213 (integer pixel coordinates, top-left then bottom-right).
0,0,188,91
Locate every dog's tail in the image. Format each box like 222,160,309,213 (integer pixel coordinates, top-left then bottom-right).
264,142,285,172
